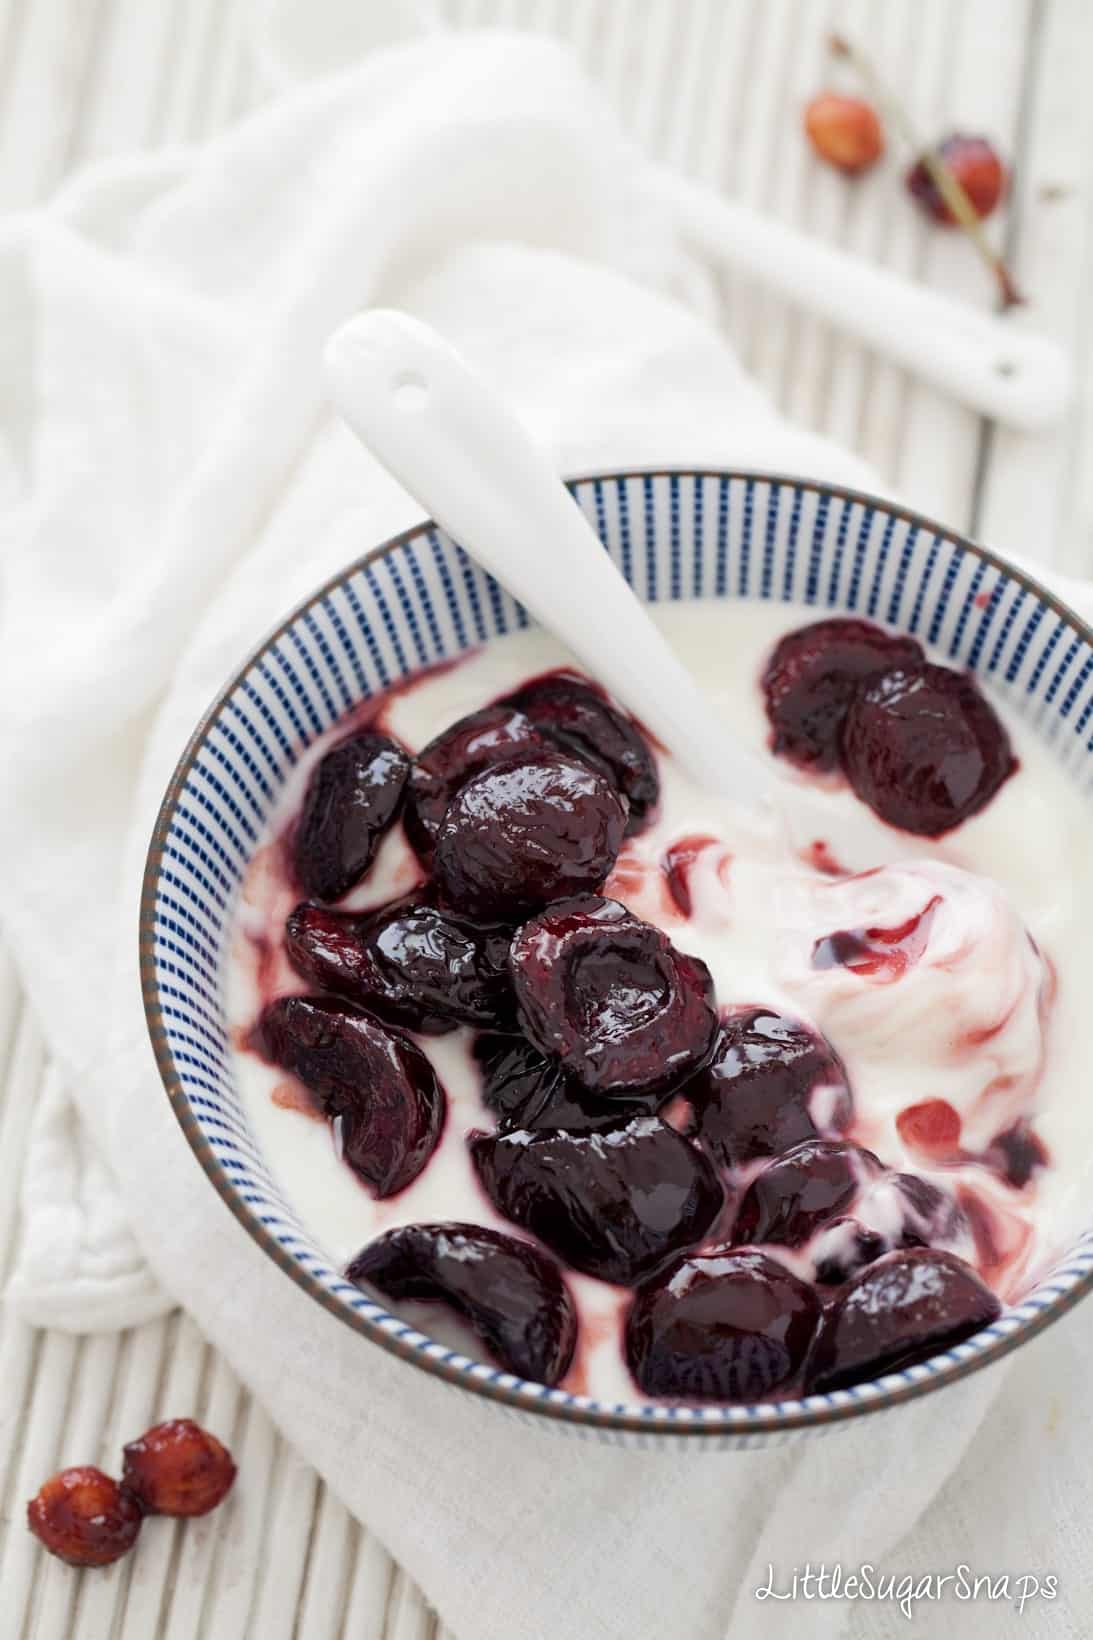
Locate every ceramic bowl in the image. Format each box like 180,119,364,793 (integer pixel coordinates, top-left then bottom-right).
141,469,1093,1446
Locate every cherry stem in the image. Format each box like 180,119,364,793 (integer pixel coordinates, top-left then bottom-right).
829,32,1024,309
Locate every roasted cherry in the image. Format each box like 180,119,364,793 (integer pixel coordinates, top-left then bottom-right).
626,1248,821,1401
27,1467,142,1567
687,1009,851,1168
293,730,409,901
906,134,1007,224
509,896,718,1099
469,1116,723,1286
285,899,514,1033
841,663,1015,835
804,93,884,175
474,1032,657,1134
762,618,923,771
347,1222,577,1385
122,1420,236,1517
433,755,626,921
734,1139,883,1248
254,996,445,1197
809,1248,1000,1393
501,673,659,834
403,706,548,862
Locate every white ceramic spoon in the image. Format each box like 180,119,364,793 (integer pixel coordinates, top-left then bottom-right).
324,309,891,863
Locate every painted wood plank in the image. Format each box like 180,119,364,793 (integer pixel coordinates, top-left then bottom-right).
341,1529,397,1638
977,0,1093,575
70,1318,175,1639
894,0,1032,533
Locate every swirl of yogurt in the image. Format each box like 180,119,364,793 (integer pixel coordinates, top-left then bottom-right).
773,860,1049,1152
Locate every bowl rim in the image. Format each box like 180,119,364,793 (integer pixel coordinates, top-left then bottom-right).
140,466,1093,1438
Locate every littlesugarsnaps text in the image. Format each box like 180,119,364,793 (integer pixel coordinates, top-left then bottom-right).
754,1563,1058,1621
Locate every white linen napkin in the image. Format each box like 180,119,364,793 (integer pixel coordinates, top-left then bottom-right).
3,11,1092,1638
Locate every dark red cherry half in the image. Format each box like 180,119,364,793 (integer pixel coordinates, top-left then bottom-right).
626,1248,821,1401
734,1139,883,1248
433,755,626,921
293,730,409,901
347,1222,577,1386
687,1008,852,1169
501,672,659,834
509,895,718,1099
473,1033,659,1134
285,899,514,1033
254,995,444,1197
469,1116,723,1286
404,706,548,863
762,618,924,771
841,663,1015,835
809,1247,1001,1393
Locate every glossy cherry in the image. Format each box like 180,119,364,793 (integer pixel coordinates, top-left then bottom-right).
293,730,409,901
469,1116,723,1286
841,663,1015,835
285,899,514,1033
122,1420,236,1517
687,1008,851,1169
809,1248,1001,1393
734,1139,883,1248
509,895,718,1099
501,672,659,834
433,755,626,920
473,1032,658,1134
404,705,548,862
906,134,1007,224
762,618,923,770
27,1467,143,1567
626,1248,821,1400
254,995,445,1197
347,1222,577,1385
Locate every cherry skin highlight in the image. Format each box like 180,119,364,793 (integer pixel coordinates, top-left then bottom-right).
404,705,548,862
687,1008,851,1169
734,1139,883,1248
509,895,718,1099
254,995,445,1197
809,1248,1001,1392
293,730,409,901
27,1468,143,1567
122,1420,236,1517
347,1222,577,1385
841,663,1015,835
501,672,659,834
285,898,514,1033
433,754,626,920
469,1116,723,1286
627,1248,821,1400
474,1032,661,1134
762,618,923,771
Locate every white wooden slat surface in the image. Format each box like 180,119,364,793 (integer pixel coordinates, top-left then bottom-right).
2,3,1091,1636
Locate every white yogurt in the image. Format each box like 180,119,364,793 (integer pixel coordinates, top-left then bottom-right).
228,602,1093,1401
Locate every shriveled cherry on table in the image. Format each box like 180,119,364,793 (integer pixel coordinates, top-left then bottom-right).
123,1419,236,1517
27,1467,143,1567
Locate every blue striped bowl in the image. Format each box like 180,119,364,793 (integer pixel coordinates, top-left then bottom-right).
141,470,1093,1445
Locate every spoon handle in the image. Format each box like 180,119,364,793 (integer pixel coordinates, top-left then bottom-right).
324,309,767,803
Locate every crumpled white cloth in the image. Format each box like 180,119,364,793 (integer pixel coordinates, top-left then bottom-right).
2,7,1093,1638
